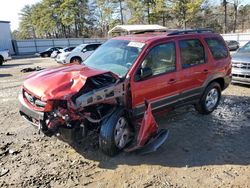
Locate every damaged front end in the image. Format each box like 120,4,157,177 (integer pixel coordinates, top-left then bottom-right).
19,65,168,155
19,69,126,143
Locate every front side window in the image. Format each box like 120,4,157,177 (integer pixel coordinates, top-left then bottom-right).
73,44,86,52
86,44,97,51
179,39,206,68
205,38,228,59
139,42,176,77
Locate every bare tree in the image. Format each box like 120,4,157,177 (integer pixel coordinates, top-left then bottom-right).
222,0,228,33
232,0,242,32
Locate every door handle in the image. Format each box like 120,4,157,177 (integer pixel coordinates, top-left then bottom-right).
203,69,209,74
168,78,176,84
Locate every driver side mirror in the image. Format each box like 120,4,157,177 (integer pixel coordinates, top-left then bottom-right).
135,67,153,81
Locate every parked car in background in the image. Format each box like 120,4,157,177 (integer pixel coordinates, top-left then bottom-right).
56,43,102,64
226,40,240,51
51,46,75,58
35,47,63,57
231,41,250,85
19,29,231,156
0,50,11,66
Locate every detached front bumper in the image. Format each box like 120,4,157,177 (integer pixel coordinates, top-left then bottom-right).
19,94,44,127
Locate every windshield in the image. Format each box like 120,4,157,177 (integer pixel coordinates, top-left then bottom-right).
72,45,85,52
238,42,250,53
83,39,144,77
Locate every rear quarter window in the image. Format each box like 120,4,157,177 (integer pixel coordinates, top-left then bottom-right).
205,38,228,60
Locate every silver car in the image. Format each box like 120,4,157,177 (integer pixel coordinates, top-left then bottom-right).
226,40,239,51
232,41,250,85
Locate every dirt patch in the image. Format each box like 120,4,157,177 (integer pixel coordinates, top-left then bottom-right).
0,58,250,187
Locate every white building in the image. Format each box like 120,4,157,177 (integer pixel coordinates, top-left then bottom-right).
0,21,14,54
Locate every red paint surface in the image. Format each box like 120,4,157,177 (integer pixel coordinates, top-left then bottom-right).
23,64,109,101
128,34,231,108
137,102,158,146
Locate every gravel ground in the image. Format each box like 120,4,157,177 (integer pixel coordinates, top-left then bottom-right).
0,58,250,188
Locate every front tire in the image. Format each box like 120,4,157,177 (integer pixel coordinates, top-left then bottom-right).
195,82,221,114
70,57,82,64
99,107,132,156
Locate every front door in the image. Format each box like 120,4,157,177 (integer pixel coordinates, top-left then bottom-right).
130,42,180,117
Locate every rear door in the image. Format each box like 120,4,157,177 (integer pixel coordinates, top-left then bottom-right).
177,38,210,102
131,41,180,117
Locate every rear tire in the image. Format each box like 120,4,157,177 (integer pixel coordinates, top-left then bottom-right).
99,107,131,156
0,57,3,66
70,57,82,64
195,82,221,114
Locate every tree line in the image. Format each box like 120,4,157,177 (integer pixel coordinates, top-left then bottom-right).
13,0,250,39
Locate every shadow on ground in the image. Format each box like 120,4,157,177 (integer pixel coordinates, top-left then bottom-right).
232,82,250,88
0,74,12,78
71,95,250,169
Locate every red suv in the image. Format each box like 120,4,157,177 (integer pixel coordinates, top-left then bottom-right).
19,29,231,156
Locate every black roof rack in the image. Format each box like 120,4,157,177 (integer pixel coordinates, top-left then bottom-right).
134,29,166,34
167,29,214,36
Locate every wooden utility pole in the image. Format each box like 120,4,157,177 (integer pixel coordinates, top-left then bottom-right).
223,0,228,33
119,0,124,24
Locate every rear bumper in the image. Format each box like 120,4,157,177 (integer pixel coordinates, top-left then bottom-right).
56,59,66,64
19,94,44,127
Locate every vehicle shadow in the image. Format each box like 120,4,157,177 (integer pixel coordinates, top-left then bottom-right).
232,82,250,88
0,74,12,78
72,94,250,169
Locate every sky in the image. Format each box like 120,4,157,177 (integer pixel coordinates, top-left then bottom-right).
0,0,41,31
0,0,249,32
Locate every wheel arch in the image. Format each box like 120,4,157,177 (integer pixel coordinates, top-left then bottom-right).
209,77,225,90
70,56,82,63
203,74,226,91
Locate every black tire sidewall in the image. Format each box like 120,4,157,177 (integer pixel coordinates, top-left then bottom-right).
99,107,127,156
70,57,81,64
0,57,3,66
201,82,221,113
199,82,221,114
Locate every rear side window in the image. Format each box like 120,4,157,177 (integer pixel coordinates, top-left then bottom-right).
179,39,205,68
205,38,228,60
86,44,101,51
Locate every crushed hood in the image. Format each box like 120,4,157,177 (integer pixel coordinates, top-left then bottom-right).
23,64,110,101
